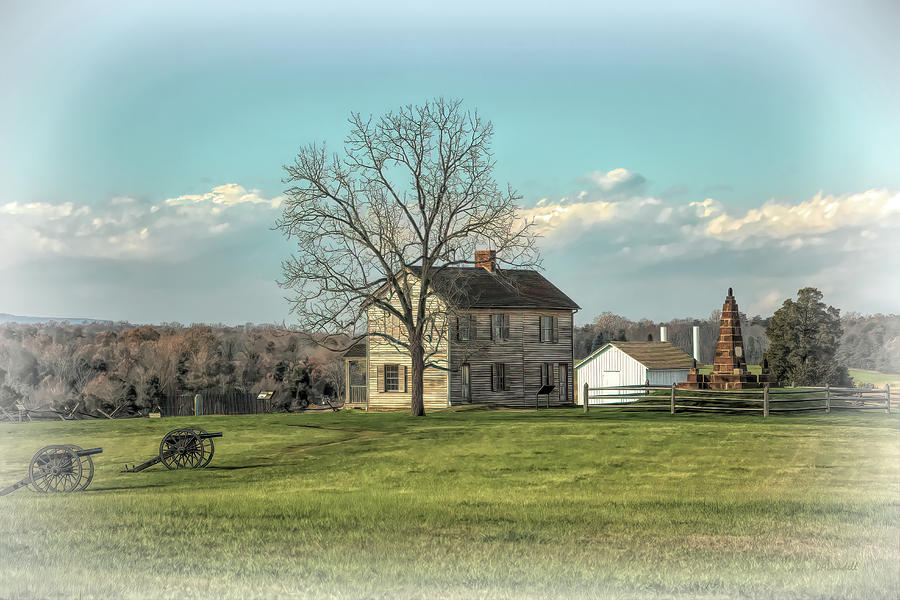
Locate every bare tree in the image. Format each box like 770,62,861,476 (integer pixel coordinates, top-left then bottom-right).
321,358,346,405
277,98,539,416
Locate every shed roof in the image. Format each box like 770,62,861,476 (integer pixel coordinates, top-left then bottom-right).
342,341,367,359
408,266,579,310
576,341,694,370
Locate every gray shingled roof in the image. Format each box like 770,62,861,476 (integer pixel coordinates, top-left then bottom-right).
578,342,695,369
342,341,366,359
408,266,579,310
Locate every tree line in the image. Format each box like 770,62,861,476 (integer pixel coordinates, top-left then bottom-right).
2,294,896,416
574,301,899,385
0,322,345,417
574,311,771,365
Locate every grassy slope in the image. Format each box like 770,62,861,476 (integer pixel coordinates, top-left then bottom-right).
848,368,900,388
0,409,897,600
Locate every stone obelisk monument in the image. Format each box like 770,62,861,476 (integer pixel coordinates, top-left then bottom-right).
681,287,771,390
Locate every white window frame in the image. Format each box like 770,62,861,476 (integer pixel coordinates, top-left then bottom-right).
384,364,400,392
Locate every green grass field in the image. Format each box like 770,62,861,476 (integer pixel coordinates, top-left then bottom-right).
1,408,898,599
848,368,900,389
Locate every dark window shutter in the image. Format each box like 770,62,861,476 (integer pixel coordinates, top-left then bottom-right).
502,314,510,339
455,316,461,341
540,363,546,386
377,365,385,393
470,315,477,340
552,316,559,343
491,363,497,392
402,365,408,393
490,314,495,340
503,364,510,391
550,363,555,385
539,316,545,342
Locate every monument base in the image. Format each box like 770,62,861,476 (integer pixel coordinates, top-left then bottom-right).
678,368,772,390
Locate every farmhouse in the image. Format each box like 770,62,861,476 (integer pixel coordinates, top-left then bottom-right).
575,341,694,405
342,251,580,410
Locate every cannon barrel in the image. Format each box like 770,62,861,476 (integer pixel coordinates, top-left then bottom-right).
74,447,103,457
198,432,223,439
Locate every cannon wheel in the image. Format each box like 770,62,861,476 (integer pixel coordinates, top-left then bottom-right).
29,445,83,493
159,428,204,470
63,444,95,491
183,426,215,468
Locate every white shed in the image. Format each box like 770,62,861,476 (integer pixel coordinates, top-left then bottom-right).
575,341,694,405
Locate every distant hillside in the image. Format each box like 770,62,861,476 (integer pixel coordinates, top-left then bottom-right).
0,321,338,416
0,313,114,325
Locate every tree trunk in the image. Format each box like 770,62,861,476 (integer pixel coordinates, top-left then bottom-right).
409,339,426,417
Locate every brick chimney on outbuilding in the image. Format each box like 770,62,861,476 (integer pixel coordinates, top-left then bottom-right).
475,250,497,272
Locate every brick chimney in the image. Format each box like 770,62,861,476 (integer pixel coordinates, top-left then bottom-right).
475,249,497,272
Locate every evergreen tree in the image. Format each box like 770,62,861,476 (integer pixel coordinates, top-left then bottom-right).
143,375,163,410
765,287,851,386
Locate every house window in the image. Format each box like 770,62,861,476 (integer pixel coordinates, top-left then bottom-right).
539,315,558,343
384,364,400,392
377,364,406,393
491,363,509,392
540,362,554,387
461,364,471,402
491,314,510,340
457,314,477,341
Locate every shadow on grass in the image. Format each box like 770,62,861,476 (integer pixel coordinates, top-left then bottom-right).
88,483,169,492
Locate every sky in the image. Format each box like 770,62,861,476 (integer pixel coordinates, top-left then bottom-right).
1,0,898,325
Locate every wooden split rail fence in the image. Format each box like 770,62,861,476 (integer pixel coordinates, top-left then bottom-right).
581,383,892,417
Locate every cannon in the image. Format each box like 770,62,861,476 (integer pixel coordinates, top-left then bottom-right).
0,445,103,496
122,426,223,473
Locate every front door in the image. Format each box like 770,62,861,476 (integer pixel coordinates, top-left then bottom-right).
559,363,569,403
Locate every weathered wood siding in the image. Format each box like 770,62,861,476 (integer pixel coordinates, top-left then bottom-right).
366,277,449,410
449,309,574,408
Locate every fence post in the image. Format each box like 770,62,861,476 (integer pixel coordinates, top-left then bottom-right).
670,383,676,414
824,384,830,414
886,384,891,415
763,385,769,418
583,382,589,414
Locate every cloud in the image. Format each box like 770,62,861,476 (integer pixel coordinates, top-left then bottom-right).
522,195,662,246
582,168,646,193
521,168,665,245
750,290,783,315
702,189,899,242
0,183,282,268
527,173,899,257
525,171,900,318
0,201,88,219
165,183,283,209
689,198,723,218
